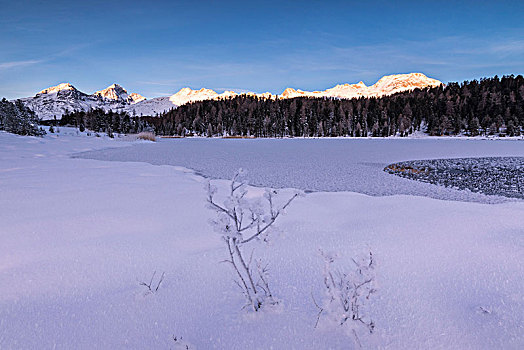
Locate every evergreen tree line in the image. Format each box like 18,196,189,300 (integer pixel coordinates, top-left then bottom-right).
59,109,153,137
150,74,524,137
0,98,45,136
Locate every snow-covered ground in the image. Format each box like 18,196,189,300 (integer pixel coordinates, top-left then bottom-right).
1,129,523,349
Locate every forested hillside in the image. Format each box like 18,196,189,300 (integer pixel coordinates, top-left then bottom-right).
154,75,523,137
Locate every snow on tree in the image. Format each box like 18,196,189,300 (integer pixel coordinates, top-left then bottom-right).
0,98,45,136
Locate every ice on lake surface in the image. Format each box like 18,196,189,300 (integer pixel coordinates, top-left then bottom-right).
76,138,524,203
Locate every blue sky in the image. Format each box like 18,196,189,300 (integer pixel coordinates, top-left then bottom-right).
1,0,523,99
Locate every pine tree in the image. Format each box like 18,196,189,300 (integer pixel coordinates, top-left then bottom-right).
469,117,480,136
0,99,45,136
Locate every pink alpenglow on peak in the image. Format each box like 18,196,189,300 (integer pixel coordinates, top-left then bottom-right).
277,73,441,100
129,92,146,103
280,88,311,99
168,87,220,106
37,83,77,95
368,73,442,96
94,84,146,104
168,88,263,106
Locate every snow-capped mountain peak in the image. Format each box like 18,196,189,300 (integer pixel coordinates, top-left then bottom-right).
169,87,219,106
93,84,146,104
37,83,77,95
129,93,146,103
281,88,309,99
369,73,442,96
94,84,128,101
174,87,192,95
220,90,238,98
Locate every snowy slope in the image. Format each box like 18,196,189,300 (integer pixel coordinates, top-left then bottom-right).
0,131,522,349
123,96,177,116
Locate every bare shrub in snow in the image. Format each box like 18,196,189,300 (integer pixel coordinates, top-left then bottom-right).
206,169,300,311
315,249,376,347
137,131,156,141
138,271,165,296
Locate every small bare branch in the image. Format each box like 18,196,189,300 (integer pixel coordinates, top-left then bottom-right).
311,292,324,328
155,272,165,292
139,270,165,295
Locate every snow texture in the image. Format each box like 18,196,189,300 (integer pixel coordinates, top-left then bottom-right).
1,130,523,349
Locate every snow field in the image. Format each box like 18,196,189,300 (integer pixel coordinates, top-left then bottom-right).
0,130,523,349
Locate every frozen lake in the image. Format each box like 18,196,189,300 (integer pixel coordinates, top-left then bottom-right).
76,138,524,203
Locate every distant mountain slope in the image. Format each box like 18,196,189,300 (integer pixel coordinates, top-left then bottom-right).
123,96,176,117
16,73,442,119
16,83,146,120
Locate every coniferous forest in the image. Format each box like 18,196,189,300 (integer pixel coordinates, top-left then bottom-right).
59,75,524,137
58,109,153,136
0,98,45,136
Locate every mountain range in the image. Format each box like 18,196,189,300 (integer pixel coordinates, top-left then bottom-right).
15,73,442,120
